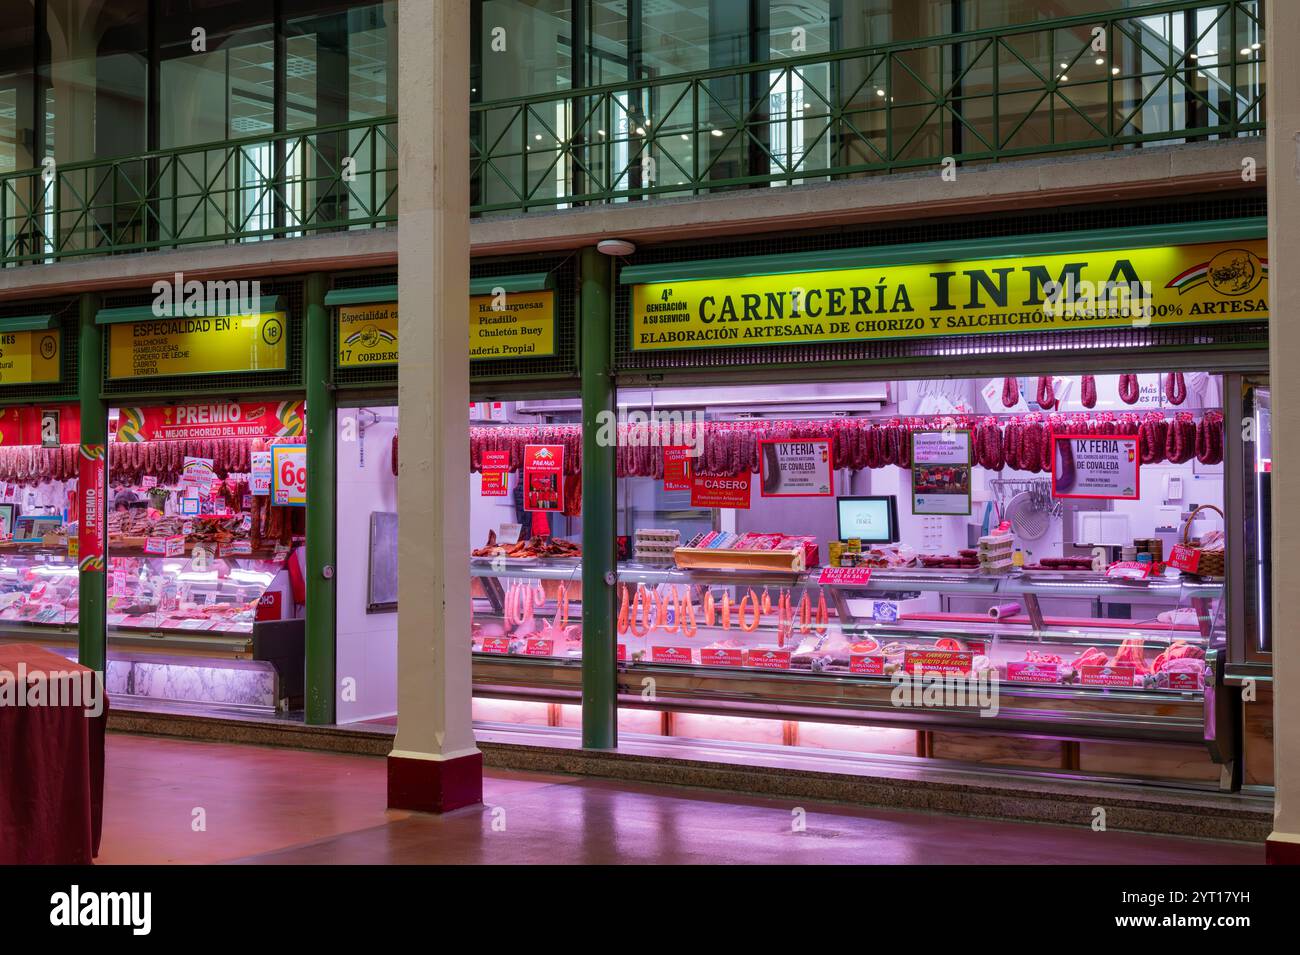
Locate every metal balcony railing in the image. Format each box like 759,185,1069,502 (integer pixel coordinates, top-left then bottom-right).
1,117,397,268
0,1,1264,268
470,0,1264,213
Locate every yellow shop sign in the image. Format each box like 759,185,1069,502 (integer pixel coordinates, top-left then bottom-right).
108,313,287,379
338,303,398,367
631,239,1268,351
0,330,61,385
470,289,555,360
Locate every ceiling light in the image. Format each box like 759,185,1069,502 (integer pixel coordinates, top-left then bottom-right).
597,238,636,256
876,88,885,96
710,128,723,137
1111,66,1120,75
1095,57,1104,65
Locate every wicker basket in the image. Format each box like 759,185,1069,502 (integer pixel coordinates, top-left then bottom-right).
1173,504,1225,578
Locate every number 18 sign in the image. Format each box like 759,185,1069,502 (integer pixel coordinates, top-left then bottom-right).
271,445,307,506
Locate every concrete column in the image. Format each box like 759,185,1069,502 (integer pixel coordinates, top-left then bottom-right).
387,0,481,813
1266,0,1300,865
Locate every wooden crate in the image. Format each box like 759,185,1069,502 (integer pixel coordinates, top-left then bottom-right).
673,547,804,572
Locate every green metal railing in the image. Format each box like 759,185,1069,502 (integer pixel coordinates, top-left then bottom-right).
470,0,1264,213
1,117,396,268
0,1,1265,267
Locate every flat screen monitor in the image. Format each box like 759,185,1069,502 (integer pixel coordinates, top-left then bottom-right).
837,496,899,544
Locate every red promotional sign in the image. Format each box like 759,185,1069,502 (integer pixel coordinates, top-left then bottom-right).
699,647,744,667
1166,543,1201,574
746,649,792,670
115,400,306,442
76,444,106,573
1007,661,1060,684
662,446,693,491
480,449,510,497
0,404,80,445
651,646,693,665
523,638,554,656
1080,664,1137,687
479,637,510,654
818,566,872,586
255,590,283,621
616,644,627,662
690,472,752,509
903,649,973,676
522,443,564,512
850,654,885,675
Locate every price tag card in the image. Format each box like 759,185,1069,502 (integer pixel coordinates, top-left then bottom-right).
746,649,792,670
165,535,186,557
699,647,744,667
144,537,167,555
523,638,554,657
1007,661,1061,684
616,644,627,662
1080,664,1137,687
650,646,692,664
1166,670,1202,691
903,649,973,676
479,636,510,654
849,654,885,675
818,566,871,586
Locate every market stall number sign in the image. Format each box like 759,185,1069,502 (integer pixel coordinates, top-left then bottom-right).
629,239,1269,352
0,330,61,386
470,289,556,361
522,444,563,512
1051,434,1140,500
272,445,307,506
759,438,833,497
911,430,972,516
108,313,287,379
337,303,398,367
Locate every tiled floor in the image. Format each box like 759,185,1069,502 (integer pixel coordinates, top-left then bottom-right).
96,733,1262,865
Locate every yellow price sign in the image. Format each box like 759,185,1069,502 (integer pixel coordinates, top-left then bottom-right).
0,330,61,385
631,240,1268,351
108,313,287,379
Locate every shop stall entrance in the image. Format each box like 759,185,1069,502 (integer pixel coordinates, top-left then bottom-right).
0,305,85,660
91,288,309,713
582,220,1272,786
327,265,584,728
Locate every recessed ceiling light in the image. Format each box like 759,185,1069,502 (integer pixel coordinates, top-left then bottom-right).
710,128,723,137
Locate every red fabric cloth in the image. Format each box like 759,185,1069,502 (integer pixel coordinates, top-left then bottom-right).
0,644,106,864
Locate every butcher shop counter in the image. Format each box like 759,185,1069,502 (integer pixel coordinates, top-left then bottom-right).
470,562,1224,750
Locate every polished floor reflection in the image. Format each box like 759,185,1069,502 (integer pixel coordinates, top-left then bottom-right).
97,734,1262,865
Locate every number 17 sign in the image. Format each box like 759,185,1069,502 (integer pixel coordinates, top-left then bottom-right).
271,444,307,506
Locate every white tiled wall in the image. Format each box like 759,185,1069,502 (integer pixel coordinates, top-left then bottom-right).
335,407,399,723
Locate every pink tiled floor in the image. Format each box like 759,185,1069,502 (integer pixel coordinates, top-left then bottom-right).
96,733,1263,865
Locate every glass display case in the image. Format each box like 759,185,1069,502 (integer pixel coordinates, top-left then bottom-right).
470,555,583,659
614,565,1221,693
0,545,80,629
106,553,280,636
